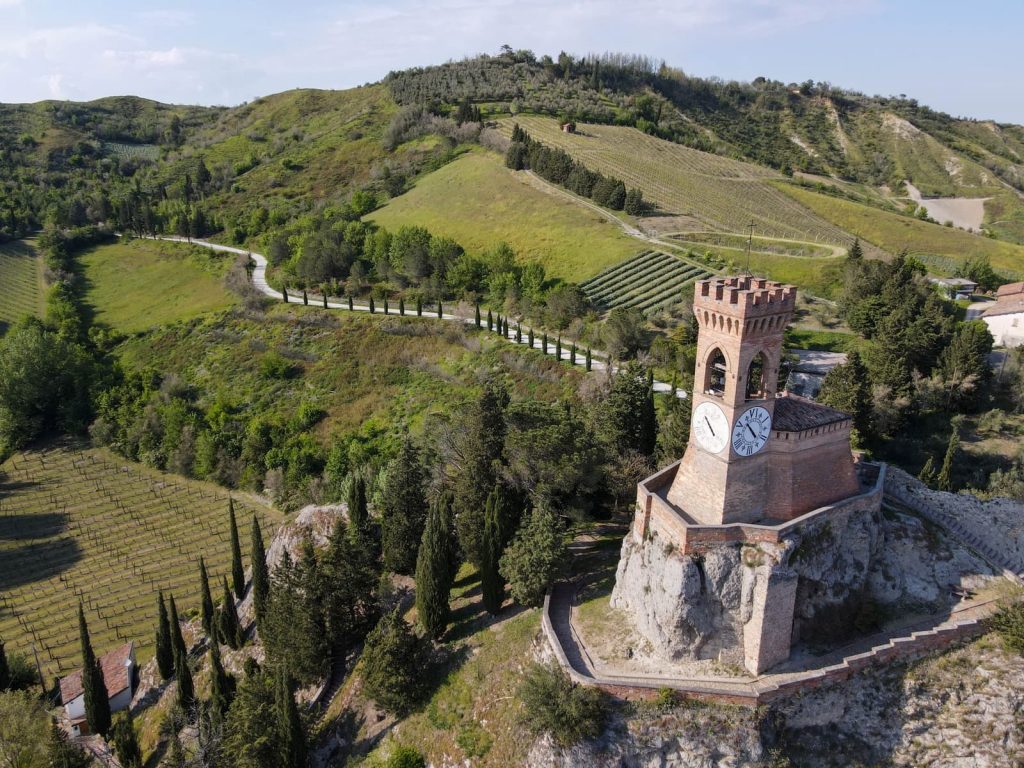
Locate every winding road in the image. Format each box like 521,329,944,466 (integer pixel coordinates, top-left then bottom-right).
143,235,687,397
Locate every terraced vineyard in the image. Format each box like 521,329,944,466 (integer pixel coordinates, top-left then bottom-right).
103,141,161,162
580,250,712,313
0,442,281,679
501,116,855,245
0,240,42,333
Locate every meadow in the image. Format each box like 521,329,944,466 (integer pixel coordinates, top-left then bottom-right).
79,238,237,333
0,239,43,334
0,441,280,680
367,149,643,282
579,250,712,313
500,116,855,245
778,183,1024,278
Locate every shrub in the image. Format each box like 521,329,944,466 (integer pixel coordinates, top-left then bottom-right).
992,601,1024,654
361,610,428,715
384,746,426,768
259,352,298,380
517,662,608,746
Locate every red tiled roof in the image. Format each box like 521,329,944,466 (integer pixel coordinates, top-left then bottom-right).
773,393,850,432
60,642,134,705
996,281,1024,298
981,294,1024,319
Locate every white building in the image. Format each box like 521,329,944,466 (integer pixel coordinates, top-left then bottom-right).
980,282,1024,348
59,641,136,736
928,276,978,300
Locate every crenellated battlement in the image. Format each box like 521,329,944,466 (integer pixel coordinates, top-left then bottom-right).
695,276,797,321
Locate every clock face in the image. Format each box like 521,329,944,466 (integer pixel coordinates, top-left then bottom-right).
692,401,729,454
732,406,772,457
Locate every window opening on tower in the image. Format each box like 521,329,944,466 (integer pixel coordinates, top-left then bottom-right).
706,348,727,396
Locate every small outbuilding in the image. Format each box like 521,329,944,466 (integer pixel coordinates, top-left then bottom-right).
979,282,1024,348
928,276,978,300
59,641,136,736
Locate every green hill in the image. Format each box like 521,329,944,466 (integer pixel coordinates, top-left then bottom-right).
367,149,640,282
0,239,43,334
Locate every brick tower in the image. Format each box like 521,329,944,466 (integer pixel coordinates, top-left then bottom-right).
666,276,796,524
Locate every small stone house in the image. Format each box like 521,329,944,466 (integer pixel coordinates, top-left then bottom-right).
59,641,136,736
928,276,977,300
980,282,1024,347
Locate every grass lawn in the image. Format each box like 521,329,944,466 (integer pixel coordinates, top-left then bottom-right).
79,238,237,333
778,182,1024,278
367,148,640,283
0,239,44,334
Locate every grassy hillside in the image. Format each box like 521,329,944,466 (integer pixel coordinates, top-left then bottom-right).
79,239,237,333
0,239,43,334
367,149,640,282
501,116,854,245
0,441,280,680
778,183,1024,277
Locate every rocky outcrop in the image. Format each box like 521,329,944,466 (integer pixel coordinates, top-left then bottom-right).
611,501,995,665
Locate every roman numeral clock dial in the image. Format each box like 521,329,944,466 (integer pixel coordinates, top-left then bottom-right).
732,406,772,456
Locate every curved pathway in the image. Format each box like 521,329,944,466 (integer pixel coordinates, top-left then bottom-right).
141,235,687,397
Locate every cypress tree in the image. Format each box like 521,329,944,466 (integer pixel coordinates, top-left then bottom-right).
77,603,111,737
199,557,215,637
570,343,577,365
302,289,308,306
937,427,959,491
495,313,502,334
348,296,354,311
437,300,442,318
277,671,307,768
399,297,405,315
251,515,270,625
475,303,481,327
322,292,328,309
229,499,245,600
380,438,428,575
515,324,522,343
528,327,534,349
208,640,232,720
586,347,592,371
0,639,9,690
555,336,561,360
174,646,195,714
416,297,423,316
218,575,243,649
918,455,937,486
415,496,455,639
480,487,509,615
168,594,187,661
542,332,548,354
347,475,368,530
282,286,288,302
369,296,375,313
487,309,493,331
503,318,509,337
155,591,174,681
384,296,389,315
109,710,142,768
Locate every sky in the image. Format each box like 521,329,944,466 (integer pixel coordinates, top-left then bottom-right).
1,0,1022,123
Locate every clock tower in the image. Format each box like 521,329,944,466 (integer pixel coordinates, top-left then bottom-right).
666,276,796,525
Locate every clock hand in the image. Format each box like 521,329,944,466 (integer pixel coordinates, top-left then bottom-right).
704,416,715,436
747,424,757,439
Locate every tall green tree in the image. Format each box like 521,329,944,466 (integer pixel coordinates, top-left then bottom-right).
222,670,278,768
361,610,427,716
0,641,8,691
261,551,328,686
605,362,656,456
655,392,690,465
209,640,234,723
500,507,566,607
817,350,873,443
414,494,456,639
77,604,111,737
251,515,270,626
322,517,380,653
277,671,307,768
937,425,960,492
480,486,511,615
168,594,187,661
453,381,509,565
174,646,195,714
199,557,215,637
229,498,246,600
218,575,244,649
154,591,174,681
109,710,142,768
937,320,994,408
380,438,428,574
347,475,369,530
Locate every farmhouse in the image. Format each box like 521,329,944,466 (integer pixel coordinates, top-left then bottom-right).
979,281,1024,347
59,641,136,736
